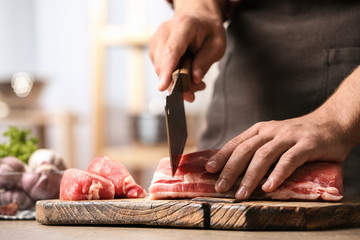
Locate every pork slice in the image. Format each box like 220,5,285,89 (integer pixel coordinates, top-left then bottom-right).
60,169,115,201
149,149,344,202
258,162,344,201
87,156,146,198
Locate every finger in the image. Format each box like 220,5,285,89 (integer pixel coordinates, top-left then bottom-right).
150,23,170,78
192,34,226,84
185,82,206,102
159,22,196,91
235,139,295,200
262,143,311,193
214,135,271,193
189,81,206,92
167,81,174,94
166,82,204,102
206,124,260,174
183,81,206,102
184,92,195,102
158,48,181,91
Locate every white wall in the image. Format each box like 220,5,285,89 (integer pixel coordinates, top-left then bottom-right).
0,0,36,76
33,0,91,169
0,0,91,169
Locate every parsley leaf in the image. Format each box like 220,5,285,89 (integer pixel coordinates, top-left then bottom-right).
0,126,39,164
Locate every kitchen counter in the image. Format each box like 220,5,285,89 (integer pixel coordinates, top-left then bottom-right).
2,220,360,240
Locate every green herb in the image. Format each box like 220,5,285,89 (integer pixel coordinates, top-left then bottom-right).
0,126,39,164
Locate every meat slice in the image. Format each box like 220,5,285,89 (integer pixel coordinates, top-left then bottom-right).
149,149,224,199
149,149,344,201
60,169,115,201
251,162,344,201
87,156,146,198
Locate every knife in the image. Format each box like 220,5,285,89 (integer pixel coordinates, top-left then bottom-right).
165,52,192,177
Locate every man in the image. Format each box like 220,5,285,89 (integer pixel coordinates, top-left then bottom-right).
149,0,360,199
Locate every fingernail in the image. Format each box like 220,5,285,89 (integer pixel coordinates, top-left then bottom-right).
206,160,217,169
216,178,227,191
193,68,203,83
158,77,165,90
262,178,273,190
236,185,247,200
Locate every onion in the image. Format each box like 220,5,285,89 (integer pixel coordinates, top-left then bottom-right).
0,189,34,210
0,157,26,189
22,164,63,200
28,149,66,171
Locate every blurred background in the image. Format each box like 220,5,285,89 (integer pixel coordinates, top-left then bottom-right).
0,0,218,188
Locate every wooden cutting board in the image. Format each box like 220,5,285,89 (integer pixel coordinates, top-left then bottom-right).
36,197,360,230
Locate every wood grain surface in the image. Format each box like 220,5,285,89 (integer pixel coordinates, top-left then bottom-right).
209,198,360,230
36,199,205,228
36,197,360,230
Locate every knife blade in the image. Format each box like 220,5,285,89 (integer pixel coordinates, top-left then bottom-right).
165,52,192,177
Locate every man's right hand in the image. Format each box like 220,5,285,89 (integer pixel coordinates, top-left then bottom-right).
149,0,227,102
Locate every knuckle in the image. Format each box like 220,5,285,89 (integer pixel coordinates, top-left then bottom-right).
253,121,265,129
279,124,293,134
253,121,274,133
254,147,272,160
271,164,295,181
222,165,239,177
154,65,161,75
267,120,277,125
303,132,320,145
272,163,287,175
242,173,258,187
159,19,171,30
279,151,305,172
211,151,229,166
174,14,193,27
234,142,252,155
149,34,157,47
260,120,278,133
157,22,169,36
280,151,298,165
226,138,241,149
164,44,180,57
212,37,226,58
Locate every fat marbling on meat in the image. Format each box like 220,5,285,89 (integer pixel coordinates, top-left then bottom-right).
87,156,146,198
60,168,115,200
60,156,146,201
149,149,344,201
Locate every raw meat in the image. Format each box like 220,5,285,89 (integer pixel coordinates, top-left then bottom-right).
149,149,344,201
60,169,115,201
0,201,19,216
257,161,344,201
87,156,146,198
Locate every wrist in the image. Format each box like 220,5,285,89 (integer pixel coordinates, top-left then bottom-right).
311,66,360,147
173,0,225,22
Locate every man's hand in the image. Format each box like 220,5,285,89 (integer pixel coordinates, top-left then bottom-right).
206,66,360,200
149,0,226,102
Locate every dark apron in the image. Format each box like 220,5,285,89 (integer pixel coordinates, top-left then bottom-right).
199,0,360,196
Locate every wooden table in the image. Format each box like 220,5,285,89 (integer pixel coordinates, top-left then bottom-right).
2,220,360,240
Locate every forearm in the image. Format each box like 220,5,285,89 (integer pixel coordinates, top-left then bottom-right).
312,65,360,147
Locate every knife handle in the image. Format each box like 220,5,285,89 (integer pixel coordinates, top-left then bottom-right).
172,52,192,92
